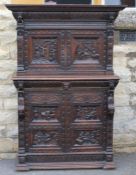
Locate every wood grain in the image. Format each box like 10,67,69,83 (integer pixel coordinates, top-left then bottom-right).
7,5,125,171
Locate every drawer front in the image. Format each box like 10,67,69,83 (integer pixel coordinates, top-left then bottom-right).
24,82,108,155
23,29,107,74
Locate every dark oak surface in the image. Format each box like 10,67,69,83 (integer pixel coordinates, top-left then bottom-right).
7,5,125,171
7,5,125,12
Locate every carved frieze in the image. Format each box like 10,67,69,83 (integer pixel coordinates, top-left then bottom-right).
29,92,60,104
72,91,103,104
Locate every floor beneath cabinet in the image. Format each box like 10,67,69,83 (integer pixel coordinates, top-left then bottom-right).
0,153,135,174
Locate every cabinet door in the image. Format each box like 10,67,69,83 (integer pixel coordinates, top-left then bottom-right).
24,30,62,70
23,82,108,163
24,29,106,74
65,30,106,73
68,85,107,153
24,86,64,153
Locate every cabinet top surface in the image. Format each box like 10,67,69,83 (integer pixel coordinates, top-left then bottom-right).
6,4,126,12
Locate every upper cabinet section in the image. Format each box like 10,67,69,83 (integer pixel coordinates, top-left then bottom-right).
7,5,125,76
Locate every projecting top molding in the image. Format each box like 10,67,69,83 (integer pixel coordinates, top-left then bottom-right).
7,5,126,22
7,4,126,12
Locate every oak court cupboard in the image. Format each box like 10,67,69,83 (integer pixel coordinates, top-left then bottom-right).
7,4,125,171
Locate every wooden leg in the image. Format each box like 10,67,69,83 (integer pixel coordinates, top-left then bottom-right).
16,163,30,171
103,161,116,170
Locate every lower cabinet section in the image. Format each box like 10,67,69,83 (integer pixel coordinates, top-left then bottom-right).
14,80,118,170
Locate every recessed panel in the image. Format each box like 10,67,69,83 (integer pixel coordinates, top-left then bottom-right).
69,30,106,70
25,30,61,68
32,37,58,64
72,37,100,64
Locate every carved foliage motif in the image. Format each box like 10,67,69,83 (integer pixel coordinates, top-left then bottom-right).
32,38,57,64
76,106,97,120
24,30,105,71
74,38,99,63
33,131,57,146
9,3,123,169
28,86,104,152
33,106,57,121
75,130,100,146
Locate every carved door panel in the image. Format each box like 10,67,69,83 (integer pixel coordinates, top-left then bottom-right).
24,86,77,153
23,29,106,74
24,30,68,71
24,83,107,157
65,30,106,71
69,86,107,152
67,30,106,67
24,87,64,153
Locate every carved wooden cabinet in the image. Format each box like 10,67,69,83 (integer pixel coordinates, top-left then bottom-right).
7,5,125,171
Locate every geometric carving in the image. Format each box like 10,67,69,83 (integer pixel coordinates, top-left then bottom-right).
30,92,60,104
56,102,76,126
57,128,77,152
32,38,57,64
74,38,99,64
76,106,97,120
75,130,100,146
